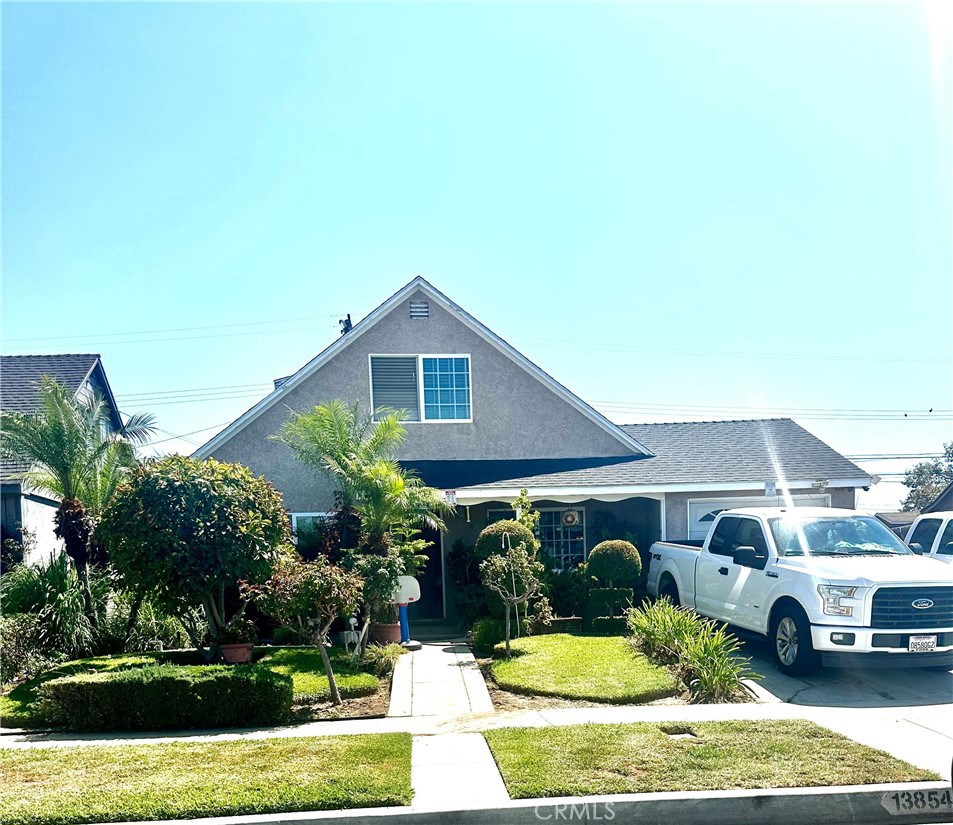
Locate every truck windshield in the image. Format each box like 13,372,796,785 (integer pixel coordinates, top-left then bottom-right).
768,516,912,557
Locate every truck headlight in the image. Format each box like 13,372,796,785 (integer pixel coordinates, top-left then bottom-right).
818,585,857,617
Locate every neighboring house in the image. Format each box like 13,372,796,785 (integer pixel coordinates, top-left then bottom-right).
195,278,871,621
875,511,920,539
923,480,953,513
1,354,123,565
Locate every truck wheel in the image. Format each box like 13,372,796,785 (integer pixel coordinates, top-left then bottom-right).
770,605,818,676
660,577,681,607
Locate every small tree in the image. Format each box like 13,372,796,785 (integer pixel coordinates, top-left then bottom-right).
902,443,953,511
248,553,363,704
98,456,290,661
479,531,544,658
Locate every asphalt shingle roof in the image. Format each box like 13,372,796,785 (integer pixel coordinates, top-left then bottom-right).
1,354,101,481
403,419,868,490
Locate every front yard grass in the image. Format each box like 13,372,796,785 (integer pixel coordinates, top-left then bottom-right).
0,733,412,825
489,634,677,703
484,720,938,798
2,647,381,728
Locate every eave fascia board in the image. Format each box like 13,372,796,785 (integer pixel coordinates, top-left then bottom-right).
450,476,873,505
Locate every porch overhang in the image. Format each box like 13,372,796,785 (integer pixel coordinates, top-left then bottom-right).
447,477,872,506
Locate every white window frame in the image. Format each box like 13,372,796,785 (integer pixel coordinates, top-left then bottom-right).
290,512,331,544
487,506,588,568
368,353,473,423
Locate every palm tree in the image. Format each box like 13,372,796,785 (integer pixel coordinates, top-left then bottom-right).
0,376,156,622
277,400,451,550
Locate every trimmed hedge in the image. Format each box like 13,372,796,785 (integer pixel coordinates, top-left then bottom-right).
475,520,538,560
590,616,628,636
583,587,634,627
38,664,292,731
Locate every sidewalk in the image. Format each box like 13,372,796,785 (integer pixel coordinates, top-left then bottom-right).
388,640,494,718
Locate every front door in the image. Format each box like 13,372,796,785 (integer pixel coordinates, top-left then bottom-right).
414,526,444,620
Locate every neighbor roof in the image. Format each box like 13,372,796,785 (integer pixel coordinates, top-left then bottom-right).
1,354,119,482
1,355,102,414
403,419,869,492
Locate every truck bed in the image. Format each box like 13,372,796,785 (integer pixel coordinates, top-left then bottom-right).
653,539,704,552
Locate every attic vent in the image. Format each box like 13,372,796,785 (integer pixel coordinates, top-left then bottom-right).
409,301,429,319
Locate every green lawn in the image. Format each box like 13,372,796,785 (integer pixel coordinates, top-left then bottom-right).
2,647,380,728
256,647,379,701
0,733,412,825
484,720,938,798
490,634,677,703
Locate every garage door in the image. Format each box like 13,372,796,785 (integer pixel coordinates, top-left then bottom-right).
687,495,831,541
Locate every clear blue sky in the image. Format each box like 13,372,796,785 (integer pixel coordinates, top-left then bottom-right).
3,2,951,511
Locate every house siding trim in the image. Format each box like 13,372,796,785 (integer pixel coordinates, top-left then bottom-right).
451,478,868,505
195,277,651,459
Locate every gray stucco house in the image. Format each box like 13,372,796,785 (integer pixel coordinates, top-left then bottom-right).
196,277,872,620
1,354,123,565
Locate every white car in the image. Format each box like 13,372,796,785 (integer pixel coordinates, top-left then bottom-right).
646,507,953,675
906,512,953,564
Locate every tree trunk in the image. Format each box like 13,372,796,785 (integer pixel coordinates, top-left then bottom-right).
122,591,145,646
315,633,342,705
504,602,512,658
55,499,97,628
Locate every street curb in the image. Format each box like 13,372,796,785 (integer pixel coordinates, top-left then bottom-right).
113,782,953,825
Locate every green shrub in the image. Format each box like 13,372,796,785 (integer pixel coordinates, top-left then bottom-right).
627,599,759,702
547,564,590,617
0,553,109,659
471,617,505,650
475,520,538,561
584,587,634,626
38,664,293,730
587,540,641,588
590,616,628,636
362,643,404,676
0,613,59,686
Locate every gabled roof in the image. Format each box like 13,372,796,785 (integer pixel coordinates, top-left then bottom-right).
409,419,870,498
924,479,953,513
195,277,652,458
1,354,121,482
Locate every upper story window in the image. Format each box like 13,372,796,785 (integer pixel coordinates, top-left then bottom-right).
370,354,471,422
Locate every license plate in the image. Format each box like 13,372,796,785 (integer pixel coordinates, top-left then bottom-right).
908,635,937,652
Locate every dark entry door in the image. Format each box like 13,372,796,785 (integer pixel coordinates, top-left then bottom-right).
414,526,444,620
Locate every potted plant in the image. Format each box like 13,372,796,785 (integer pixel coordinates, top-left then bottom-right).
219,617,258,663
370,604,402,644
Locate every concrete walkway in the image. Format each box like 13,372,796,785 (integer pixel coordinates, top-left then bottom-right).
388,640,494,718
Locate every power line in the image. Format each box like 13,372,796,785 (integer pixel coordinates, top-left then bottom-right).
5,314,345,343
512,335,952,364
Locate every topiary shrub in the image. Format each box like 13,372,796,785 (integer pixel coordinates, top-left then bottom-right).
470,617,505,651
587,540,641,589
475,520,539,561
38,664,292,731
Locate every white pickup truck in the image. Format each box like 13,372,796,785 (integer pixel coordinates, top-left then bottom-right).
646,507,953,675
905,512,953,564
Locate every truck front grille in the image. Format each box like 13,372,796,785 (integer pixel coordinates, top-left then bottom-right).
871,586,953,629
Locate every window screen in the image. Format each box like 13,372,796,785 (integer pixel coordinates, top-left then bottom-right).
370,356,420,421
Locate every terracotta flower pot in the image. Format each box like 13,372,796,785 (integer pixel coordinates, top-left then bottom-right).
220,642,254,664
370,623,401,644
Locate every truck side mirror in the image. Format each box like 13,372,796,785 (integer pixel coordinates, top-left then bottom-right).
734,545,767,570
909,542,924,555
941,542,953,557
